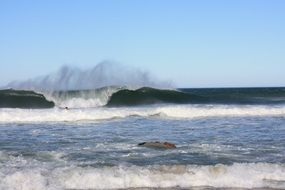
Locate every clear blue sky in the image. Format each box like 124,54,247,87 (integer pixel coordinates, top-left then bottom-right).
0,0,284,87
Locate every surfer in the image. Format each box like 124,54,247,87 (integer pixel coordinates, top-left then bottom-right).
59,106,69,110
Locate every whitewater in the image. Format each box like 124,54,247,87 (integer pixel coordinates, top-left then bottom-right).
1,104,285,123
0,86,285,190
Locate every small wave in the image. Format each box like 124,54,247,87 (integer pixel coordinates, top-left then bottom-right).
0,163,284,189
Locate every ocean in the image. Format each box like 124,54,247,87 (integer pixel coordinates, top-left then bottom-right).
0,87,285,190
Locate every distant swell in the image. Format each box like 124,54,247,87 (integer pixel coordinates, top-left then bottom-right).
0,89,54,109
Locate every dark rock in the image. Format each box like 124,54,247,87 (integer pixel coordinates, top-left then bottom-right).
138,141,176,149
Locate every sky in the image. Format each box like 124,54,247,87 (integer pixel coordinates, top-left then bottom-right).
0,0,284,88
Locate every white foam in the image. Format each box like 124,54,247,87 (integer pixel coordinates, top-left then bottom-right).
158,105,285,118
55,97,106,108
44,86,124,108
0,105,285,123
0,163,285,189
0,170,48,190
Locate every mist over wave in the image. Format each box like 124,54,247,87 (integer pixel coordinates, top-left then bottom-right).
5,61,172,91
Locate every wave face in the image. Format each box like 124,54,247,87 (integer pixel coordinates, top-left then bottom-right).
106,87,285,106
0,89,54,108
107,87,285,106
106,87,205,106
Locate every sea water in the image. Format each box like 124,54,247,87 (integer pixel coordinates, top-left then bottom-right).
0,88,285,190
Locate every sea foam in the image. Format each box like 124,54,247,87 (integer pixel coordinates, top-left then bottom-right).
0,105,284,123
0,163,285,189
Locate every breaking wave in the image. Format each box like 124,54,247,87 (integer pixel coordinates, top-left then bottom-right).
1,87,285,109
47,86,125,108
0,89,54,109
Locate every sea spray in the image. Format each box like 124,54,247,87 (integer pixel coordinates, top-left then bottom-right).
5,61,172,91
